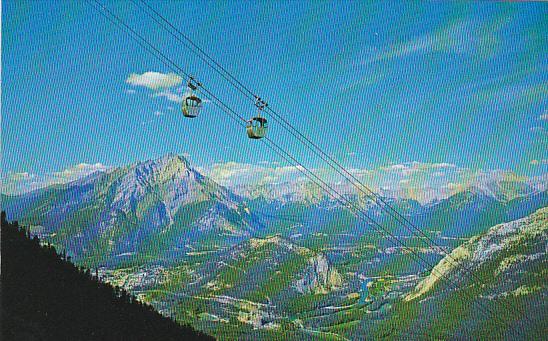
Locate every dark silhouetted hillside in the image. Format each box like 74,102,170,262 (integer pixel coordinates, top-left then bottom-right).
1,211,214,341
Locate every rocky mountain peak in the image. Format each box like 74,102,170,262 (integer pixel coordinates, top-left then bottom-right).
465,178,540,202
109,154,219,216
131,153,193,181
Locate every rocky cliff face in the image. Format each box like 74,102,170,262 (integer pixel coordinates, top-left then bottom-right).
406,206,547,301
295,253,343,294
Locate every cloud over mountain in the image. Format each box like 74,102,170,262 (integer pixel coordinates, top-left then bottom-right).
199,162,309,187
3,157,545,204
203,161,545,203
2,163,109,195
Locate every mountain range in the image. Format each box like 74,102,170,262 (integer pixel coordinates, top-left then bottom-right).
2,154,546,339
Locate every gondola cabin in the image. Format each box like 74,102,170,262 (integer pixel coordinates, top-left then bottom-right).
182,94,202,118
246,117,267,139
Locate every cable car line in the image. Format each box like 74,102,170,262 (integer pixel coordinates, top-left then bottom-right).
87,0,516,330
87,0,511,328
128,0,532,323
132,0,258,102
130,0,270,139
87,0,249,127
130,0,468,259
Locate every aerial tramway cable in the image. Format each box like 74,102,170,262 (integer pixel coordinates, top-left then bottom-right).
132,0,470,259
86,0,520,332
87,0,511,329
130,0,533,325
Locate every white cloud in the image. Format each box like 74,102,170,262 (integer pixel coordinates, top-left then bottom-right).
362,21,472,66
430,163,457,169
361,18,505,67
152,90,183,103
379,162,456,177
53,162,107,177
2,163,109,195
202,162,308,187
153,110,165,116
126,72,182,90
540,113,548,121
52,163,108,181
203,160,544,204
348,168,374,177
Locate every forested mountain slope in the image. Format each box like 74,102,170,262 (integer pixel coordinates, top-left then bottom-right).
1,213,213,341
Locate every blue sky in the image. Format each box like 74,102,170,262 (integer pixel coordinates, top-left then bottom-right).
2,1,547,189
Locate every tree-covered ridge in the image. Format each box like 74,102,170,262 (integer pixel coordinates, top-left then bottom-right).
0,212,213,341
374,207,547,340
